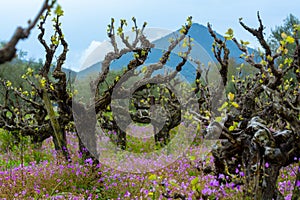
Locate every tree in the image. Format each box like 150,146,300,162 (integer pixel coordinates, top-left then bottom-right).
1,4,299,198
194,12,300,200
73,16,194,155
0,0,56,65
0,13,196,164
269,14,300,63
0,4,72,160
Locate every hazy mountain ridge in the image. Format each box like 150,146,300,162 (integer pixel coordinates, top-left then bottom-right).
76,23,255,82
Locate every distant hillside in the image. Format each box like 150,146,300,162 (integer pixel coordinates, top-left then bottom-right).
77,23,255,82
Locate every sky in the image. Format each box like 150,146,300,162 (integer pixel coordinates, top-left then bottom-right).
0,0,299,71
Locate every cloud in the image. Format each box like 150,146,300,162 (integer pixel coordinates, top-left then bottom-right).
80,40,114,71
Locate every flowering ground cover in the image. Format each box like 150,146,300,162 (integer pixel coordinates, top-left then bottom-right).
0,129,298,199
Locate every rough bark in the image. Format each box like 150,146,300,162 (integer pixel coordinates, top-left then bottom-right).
198,12,300,200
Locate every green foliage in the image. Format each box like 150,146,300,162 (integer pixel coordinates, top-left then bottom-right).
267,14,300,83
225,58,258,93
54,4,64,17
0,129,17,152
0,57,43,104
269,14,300,62
269,14,299,44
224,28,234,40
0,129,51,168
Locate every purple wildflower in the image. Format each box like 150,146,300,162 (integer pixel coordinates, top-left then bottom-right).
265,162,269,168
124,191,131,197
296,180,300,187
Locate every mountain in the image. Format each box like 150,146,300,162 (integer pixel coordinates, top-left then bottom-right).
77,23,255,82
154,23,251,63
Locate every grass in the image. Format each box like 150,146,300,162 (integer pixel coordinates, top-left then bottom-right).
0,127,298,199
